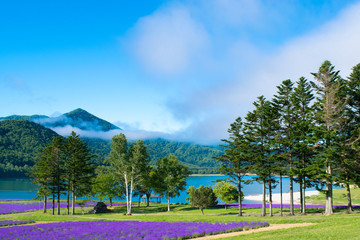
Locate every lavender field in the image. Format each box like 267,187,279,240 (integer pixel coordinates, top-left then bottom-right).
0,220,269,240
0,201,124,215
0,220,35,227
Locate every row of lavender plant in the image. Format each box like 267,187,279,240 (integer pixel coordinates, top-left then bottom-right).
0,220,269,240
0,201,125,215
0,220,35,227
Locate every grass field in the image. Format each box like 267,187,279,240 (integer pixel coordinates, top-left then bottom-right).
1,188,360,239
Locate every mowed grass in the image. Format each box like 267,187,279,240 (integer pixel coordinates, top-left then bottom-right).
306,187,360,205
2,189,360,239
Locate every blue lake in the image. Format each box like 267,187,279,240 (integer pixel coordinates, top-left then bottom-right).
0,176,338,204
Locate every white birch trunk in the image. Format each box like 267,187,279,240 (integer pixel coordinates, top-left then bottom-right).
129,177,133,214
124,172,129,214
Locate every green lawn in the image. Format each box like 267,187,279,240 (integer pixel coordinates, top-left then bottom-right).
306,187,360,205
1,189,360,239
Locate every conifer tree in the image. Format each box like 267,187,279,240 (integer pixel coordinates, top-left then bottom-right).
337,63,360,212
216,117,251,216
272,79,296,215
64,131,94,215
291,77,316,214
311,60,346,215
31,136,65,215
245,96,278,216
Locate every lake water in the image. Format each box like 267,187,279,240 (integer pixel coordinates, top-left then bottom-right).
0,176,338,204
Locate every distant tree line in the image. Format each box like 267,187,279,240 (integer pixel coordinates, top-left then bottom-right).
217,60,360,216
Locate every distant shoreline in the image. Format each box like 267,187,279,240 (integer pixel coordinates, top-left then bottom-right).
190,174,224,177
244,190,320,204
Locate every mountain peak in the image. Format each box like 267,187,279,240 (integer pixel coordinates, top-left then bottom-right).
1,109,120,133
59,108,120,131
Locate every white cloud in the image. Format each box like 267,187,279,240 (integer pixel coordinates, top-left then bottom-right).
119,1,360,144
127,3,209,76
168,1,360,144
51,125,122,140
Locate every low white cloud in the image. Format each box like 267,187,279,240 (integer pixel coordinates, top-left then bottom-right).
51,125,122,140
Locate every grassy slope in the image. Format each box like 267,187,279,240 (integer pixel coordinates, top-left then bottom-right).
306,187,360,205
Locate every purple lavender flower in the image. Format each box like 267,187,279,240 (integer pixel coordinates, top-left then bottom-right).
0,220,269,239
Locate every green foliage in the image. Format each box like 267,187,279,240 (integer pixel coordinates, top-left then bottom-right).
92,166,123,202
154,154,191,211
0,120,60,177
187,185,217,215
213,181,240,207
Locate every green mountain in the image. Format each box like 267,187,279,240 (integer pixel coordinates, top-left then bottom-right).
1,108,120,132
0,120,60,177
0,110,224,177
0,115,49,121
40,108,120,132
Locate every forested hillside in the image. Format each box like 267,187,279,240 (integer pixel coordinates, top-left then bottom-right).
85,138,224,174
0,120,60,177
144,139,223,174
0,120,223,177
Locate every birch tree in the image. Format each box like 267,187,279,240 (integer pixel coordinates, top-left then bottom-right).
106,134,150,215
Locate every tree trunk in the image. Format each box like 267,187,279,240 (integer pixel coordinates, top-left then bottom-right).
138,194,141,207
57,189,61,215
167,195,170,212
262,181,266,216
324,163,333,215
110,198,113,208
43,196,47,213
146,193,150,207
71,185,75,215
289,153,294,215
200,208,204,215
52,194,55,215
225,203,227,211
129,178,133,214
67,190,70,215
346,183,353,213
280,174,283,216
124,173,129,214
299,181,303,213
238,176,242,216
302,177,306,215
268,177,273,217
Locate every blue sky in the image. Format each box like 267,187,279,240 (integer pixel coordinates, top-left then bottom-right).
1,0,360,144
